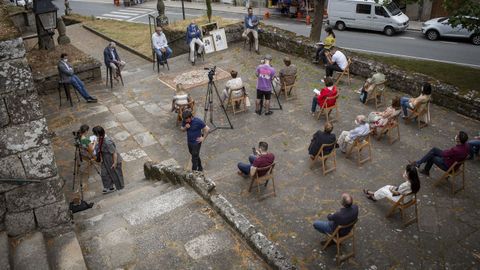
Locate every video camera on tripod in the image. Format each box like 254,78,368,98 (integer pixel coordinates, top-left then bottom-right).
204,66,216,82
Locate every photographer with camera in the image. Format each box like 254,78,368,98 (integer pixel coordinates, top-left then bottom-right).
181,111,210,172
255,54,276,116
75,124,95,155
237,142,275,177
92,126,124,194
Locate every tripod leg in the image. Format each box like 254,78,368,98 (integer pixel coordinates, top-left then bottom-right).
212,81,234,129
204,82,211,121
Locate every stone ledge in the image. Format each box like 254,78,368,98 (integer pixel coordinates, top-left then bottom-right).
0,37,26,62
257,24,480,120
144,161,296,270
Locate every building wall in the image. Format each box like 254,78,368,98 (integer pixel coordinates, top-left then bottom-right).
0,37,71,237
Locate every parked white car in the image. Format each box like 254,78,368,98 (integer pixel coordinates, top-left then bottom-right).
421,17,480,45
15,0,26,6
327,0,409,36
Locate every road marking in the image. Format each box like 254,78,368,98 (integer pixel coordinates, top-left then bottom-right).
440,41,459,45
95,16,124,21
111,11,140,16
118,9,148,13
342,47,480,69
100,13,131,18
127,11,158,22
125,7,154,12
399,36,416,40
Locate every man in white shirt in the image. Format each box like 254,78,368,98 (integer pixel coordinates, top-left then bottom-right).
221,70,244,103
325,46,348,78
337,115,370,153
152,26,172,63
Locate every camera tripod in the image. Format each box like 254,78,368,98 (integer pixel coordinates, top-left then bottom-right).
259,77,283,111
72,144,100,201
203,68,234,132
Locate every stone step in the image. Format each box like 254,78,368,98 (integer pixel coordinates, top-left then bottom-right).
74,179,177,220
12,232,50,270
46,231,87,270
0,231,10,270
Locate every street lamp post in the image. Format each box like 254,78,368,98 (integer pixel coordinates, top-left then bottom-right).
33,0,58,50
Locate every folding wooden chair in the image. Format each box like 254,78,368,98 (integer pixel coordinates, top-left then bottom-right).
310,142,337,175
376,110,401,144
405,100,430,129
176,100,195,126
335,58,351,86
316,93,339,123
226,87,247,115
364,82,386,109
434,161,465,195
386,193,418,228
248,163,276,197
346,133,372,166
279,75,297,100
322,219,357,266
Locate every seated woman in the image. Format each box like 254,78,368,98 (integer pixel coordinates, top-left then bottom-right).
368,97,401,133
400,82,432,118
171,83,193,113
363,164,420,202
221,70,245,104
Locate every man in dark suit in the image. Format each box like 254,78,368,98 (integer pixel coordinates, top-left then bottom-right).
57,53,97,103
313,193,358,243
308,122,336,159
103,42,125,80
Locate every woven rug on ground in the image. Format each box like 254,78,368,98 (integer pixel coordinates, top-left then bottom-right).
158,67,231,91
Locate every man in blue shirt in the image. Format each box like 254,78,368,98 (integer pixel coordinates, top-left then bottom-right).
242,7,259,54
186,21,204,65
181,111,210,172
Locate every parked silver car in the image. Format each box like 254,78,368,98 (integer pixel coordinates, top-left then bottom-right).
422,17,480,45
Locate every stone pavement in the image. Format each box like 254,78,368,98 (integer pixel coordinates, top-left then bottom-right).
42,24,480,269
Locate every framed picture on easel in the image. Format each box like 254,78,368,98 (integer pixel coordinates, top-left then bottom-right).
210,28,228,51
203,36,215,54
200,22,218,37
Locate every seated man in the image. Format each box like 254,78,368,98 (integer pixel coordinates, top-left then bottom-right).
186,20,204,64
237,141,275,177
152,26,172,64
221,70,244,104
313,193,358,243
171,83,193,112
400,82,432,118
308,122,336,159
324,46,348,78
412,131,469,176
467,133,480,160
311,77,337,115
358,71,386,103
242,7,260,54
103,42,126,80
278,57,297,92
337,115,370,153
57,53,97,103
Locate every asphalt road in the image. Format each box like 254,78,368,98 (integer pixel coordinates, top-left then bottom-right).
54,0,480,68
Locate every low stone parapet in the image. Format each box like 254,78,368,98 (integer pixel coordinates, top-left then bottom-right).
144,160,296,270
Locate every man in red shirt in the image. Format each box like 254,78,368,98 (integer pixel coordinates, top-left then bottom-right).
311,77,338,115
237,141,275,177
413,131,469,176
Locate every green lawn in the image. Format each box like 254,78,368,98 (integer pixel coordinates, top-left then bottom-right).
354,52,480,93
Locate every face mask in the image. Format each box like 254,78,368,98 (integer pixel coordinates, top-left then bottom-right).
354,120,359,125
64,58,68,62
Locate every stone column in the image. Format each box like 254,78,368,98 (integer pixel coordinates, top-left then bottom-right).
0,37,71,237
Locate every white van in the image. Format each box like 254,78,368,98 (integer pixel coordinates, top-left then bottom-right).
327,0,409,36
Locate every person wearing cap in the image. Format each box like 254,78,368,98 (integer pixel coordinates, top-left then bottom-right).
255,54,276,115
278,57,297,92
103,42,126,81
181,111,210,172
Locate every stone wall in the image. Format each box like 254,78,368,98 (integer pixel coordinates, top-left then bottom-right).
256,25,480,120
0,37,71,237
144,161,296,270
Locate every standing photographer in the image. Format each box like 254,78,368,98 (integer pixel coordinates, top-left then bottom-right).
77,124,94,155
255,54,276,116
92,126,124,194
181,111,210,172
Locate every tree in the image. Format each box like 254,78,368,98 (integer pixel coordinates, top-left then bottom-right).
206,0,212,23
443,0,480,33
309,0,326,42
